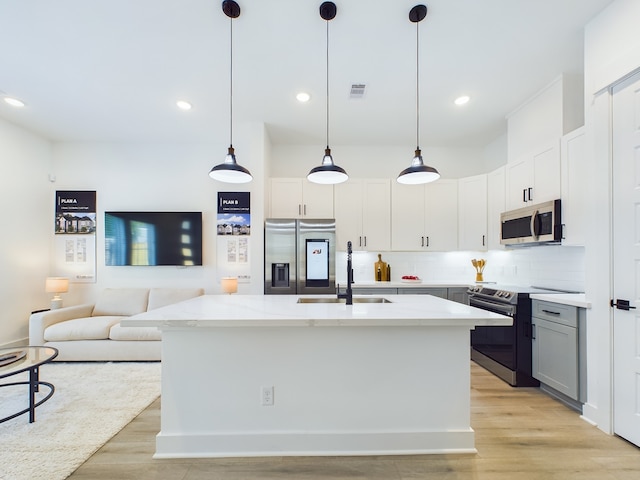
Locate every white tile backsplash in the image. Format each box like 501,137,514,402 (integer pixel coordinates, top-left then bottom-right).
337,245,585,292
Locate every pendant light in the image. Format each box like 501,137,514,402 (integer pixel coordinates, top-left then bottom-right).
397,4,440,185
307,1,348,185
209,0,253,184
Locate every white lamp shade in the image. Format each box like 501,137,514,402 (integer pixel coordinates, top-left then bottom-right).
221,277,238,294
45,277,69,294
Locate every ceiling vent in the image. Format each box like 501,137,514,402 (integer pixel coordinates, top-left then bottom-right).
350,84,366,99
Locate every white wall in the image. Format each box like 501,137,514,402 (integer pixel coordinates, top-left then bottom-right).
506,74,583,162
270,144,487,179
0,118,52,346
337,247,585,293
50,122,268,305
582,0,640,433
482,133,507,172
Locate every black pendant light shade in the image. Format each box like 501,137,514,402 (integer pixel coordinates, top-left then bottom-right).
397,4,440,185
308,147,348,184
209,0,252,184
307,1,348,185
397,148,440,184
209,146,252,183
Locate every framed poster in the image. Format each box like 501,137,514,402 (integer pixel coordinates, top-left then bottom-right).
216,191,250,236
55,190,97,234
216,192,251,285
53,191,97,283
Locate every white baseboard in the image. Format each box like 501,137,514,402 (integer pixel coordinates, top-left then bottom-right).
154,430,477,459
0,337,28,349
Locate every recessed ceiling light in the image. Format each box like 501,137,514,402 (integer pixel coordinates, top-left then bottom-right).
296,92,311,103
176,100,192,110
4,96,25,108
454,95,470,106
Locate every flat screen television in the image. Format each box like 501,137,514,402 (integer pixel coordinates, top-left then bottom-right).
105,211,203,266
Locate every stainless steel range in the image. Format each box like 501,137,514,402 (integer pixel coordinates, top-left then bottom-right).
467,284,568,387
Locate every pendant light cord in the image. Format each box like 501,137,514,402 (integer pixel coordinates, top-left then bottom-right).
416,19,420,150
229,15,234,147
326,19,330,149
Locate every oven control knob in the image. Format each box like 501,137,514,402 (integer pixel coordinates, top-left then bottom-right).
497,291,504,297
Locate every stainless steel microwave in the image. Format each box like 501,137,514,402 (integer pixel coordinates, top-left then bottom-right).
500,199,561,246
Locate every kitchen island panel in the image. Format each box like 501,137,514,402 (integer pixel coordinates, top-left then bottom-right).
156,324,474,458
125,295,510,458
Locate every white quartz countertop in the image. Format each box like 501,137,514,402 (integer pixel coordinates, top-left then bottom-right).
123,294,511,328
529,293,591,308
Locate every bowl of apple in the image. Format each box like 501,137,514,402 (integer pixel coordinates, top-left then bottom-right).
401,275,422,283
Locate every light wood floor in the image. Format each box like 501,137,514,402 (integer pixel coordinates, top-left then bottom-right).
67,363,640,479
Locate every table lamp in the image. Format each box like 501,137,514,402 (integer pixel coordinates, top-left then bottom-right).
221,277,238,294
45,277,69,309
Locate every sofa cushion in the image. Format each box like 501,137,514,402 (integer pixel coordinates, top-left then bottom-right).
109,323,161,341
147,287,204,311
92,288,150,316
44,316,124,341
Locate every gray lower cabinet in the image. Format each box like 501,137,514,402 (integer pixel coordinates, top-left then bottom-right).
531,300,586,405
397,287,447,298
447,287,469,304
350,287,397,295
337,286,462,300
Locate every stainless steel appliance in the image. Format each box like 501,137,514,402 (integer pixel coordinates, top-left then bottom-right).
468,284,568,386
264,218,336,295
500,199,561,246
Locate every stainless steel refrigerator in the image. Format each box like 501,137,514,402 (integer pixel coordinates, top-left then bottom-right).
264,218,336,295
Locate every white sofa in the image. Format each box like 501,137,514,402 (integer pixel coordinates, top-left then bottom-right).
29,287,204,361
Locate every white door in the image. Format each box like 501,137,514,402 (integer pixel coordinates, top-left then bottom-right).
612,70,640,447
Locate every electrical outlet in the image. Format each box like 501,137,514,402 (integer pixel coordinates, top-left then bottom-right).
261,386,274,406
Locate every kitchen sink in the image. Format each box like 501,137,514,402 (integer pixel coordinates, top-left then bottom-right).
297,297,392,304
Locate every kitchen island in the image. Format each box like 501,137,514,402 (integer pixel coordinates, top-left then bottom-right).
124,294,511,458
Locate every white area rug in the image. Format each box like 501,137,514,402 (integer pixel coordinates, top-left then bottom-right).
0,361,161,480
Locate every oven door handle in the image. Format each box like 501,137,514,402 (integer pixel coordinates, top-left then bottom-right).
469,297,516,316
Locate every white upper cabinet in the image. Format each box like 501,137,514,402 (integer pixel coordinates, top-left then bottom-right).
335,179,390,252
458,174,488,251
560,127,586,246
506,142,561,210
391,180,458,251
270,178,334,218
486,166,506,250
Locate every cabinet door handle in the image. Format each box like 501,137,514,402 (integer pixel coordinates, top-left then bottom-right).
523,189,527,203
532,324,536,340
482,235,485,246
359,236,362,247
528,187,533,202
541,309,560,315
611,299,636,310
364,236,367,247
298,204,302,215
421,236,424,247
426,236,429,247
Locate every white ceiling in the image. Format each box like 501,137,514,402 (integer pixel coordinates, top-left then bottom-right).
0,0,614,148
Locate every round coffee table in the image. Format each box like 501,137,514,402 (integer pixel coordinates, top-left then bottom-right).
0,346,58,423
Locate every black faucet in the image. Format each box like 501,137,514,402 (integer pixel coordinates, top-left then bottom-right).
337,241,353,305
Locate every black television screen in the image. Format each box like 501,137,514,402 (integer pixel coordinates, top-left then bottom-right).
105,211,203,266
